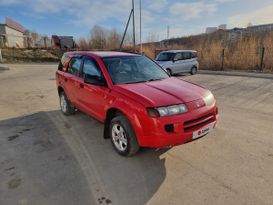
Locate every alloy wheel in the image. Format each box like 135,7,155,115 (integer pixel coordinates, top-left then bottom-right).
111,123,128,152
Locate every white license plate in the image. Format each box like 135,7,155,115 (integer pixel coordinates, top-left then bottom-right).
192,123,214,140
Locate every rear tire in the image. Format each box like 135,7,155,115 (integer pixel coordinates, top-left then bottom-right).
59,91,75,116
110,115,140,157
191,66,197,75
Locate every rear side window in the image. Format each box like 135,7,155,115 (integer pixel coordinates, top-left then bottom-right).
182,52,191,60
82,58,102,78
58,54,70,71
191,52,197,58
174,53,183,60
67,57,82,76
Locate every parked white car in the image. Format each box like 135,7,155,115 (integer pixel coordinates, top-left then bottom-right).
155,50,199,75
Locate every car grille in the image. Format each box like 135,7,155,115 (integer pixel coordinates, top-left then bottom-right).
184,113,215,133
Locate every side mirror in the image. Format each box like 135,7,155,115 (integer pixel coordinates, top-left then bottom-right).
84,74,107,86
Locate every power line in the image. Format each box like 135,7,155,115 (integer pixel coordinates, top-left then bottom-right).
167,25,170,39
139,0,142,54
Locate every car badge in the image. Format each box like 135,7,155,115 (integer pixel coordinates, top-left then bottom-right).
196,101,201,108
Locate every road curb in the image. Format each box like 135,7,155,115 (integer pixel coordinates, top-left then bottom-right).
0,66,10,71
198,70,273,80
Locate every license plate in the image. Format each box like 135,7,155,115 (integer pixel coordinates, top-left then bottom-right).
192,123,214,140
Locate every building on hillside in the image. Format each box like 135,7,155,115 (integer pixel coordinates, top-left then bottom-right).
51,35,76,49
0,17,26,48
227,28,244,42
246,23,273,34
206,24,227,34
218,24,227,30
206,27,218,34
227,23,273,42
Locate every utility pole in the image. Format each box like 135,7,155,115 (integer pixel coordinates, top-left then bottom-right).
260,47,265,71
139,0,142,54
120,9,133,50
0,49,2,63
120,0,136,52
132,0,136,52
221,49,225,71
167,25,170,39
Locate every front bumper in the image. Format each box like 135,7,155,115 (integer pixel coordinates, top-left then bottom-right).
137,103,218,148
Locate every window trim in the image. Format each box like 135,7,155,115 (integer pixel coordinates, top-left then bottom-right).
80,55,108,86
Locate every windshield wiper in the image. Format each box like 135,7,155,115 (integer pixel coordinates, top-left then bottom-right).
123,80,147,84
146,78,164,82
123,78,164,84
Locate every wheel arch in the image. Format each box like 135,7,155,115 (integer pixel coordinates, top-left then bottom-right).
58,86,64,96
104,108,127,139
103,105,143,143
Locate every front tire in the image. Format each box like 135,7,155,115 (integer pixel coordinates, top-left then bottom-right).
59,91,75,115
191,66,198,75
110,115,140,156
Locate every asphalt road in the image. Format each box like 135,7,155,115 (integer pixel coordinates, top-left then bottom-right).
0,64,273,205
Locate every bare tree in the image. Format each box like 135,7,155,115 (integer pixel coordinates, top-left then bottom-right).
77,37,89,50
77,25,127,50
107,29,122,49
90,25,107,49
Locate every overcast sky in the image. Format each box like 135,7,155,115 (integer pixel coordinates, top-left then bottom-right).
1,0,273,42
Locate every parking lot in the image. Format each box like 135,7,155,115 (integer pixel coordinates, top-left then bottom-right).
0,63,273,205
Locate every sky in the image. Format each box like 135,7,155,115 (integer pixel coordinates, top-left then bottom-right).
1,0,273,42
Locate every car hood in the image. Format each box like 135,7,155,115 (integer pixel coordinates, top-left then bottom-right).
114,77,208,107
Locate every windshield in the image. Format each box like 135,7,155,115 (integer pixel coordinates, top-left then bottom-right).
156,52,175,61
102,56,169,85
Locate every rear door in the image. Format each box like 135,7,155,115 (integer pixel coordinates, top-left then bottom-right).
77,56,109,121
172,52,187,73
182,52,194,72
64,56,83,106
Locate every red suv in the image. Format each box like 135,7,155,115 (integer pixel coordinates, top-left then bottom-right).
56,51,218,156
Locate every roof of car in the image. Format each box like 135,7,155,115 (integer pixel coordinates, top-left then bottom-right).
160,50,197,53
66,51,141,58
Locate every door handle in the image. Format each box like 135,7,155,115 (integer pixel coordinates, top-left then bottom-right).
80,83,84,88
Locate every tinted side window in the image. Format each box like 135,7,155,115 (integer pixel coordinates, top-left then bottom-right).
191,52,197,58
182,52,191,60
82,58,102,78
68,57,82,76
58,54,70,71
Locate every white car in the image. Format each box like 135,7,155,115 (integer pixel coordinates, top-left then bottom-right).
155,50,199,75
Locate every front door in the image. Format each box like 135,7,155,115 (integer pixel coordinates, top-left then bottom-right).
77,56,108,121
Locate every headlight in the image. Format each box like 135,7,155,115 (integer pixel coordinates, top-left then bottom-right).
147,104,188,117
202,91,215,106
